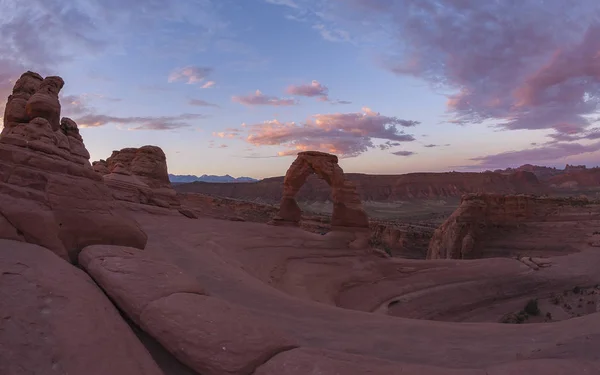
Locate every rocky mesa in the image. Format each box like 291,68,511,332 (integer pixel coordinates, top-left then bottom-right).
427,193,600,260
175,170,544,203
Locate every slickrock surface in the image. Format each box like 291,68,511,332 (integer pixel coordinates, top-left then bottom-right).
0,240,162,375
275,151,369,228
79,245,296,375
0,71,147,261
121,212,600,374
94,146,181,209
427,193,600,259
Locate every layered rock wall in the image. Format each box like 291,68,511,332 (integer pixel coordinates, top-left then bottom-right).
427,193,596,259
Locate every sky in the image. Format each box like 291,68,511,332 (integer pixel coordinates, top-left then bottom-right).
2,0,600,179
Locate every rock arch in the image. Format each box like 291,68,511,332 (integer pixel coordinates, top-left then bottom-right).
275,151,369,228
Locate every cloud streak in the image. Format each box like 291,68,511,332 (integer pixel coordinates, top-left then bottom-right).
168,66,213,85
75,113,207,130
232,90,298,106
392,150,415,157
470,142,600,168
286,80,350,104
286,80,328,98
245,107,418,157
189,98,220,108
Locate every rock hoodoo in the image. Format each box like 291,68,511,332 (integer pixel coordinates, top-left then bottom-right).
275,151,368,228
0,71,147,261
427,193,597,259
93,145,180,209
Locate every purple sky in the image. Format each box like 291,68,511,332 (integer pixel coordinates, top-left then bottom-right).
2,0,600,178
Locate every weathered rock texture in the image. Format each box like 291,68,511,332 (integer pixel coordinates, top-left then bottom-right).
275,151,368,228
93,146,180,209
0,240,162,375
0,71,147,261
427,193,599,259
80,245,296,375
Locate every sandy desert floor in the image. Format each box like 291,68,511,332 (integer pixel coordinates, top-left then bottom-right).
121,211,600,374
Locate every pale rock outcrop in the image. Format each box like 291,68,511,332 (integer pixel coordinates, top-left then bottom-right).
0,240,162,375
94,146,180,209
0,71,147,261
427,193,596,259
274,151,368,228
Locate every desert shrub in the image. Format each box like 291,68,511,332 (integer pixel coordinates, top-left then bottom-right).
524,299,540,316
499,311,528,324
572,286,582,294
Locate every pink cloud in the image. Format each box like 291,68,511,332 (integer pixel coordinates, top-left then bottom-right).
286,80,351,104
330,0,600,145
201,81,216,89
286,80,329,97
232,90,298,106
212,128,241,139
470,141,600,168
245,107,418,157
168,66,213,84
75,113,206,130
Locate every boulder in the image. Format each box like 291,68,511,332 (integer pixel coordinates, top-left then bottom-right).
25,76,64,131
275,151,368,228
2,71,43,127
0,71,147,262
0,239,162,375
95,146,181,209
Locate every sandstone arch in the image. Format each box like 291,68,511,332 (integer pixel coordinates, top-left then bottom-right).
276,151,369,228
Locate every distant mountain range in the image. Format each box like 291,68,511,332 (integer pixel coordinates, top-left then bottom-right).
168,174,258,184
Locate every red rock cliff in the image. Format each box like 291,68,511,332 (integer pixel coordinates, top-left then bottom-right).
427,193,595,259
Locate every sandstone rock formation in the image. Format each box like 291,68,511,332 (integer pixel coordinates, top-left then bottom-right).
0,71,147,261
93,146,181,209
274,151,368,228
80,245,296,375
0,240,162,375
427,193,598,259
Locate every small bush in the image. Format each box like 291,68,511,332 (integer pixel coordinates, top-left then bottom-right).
499,311,528,324
524,299,540,316
573,286,582,294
